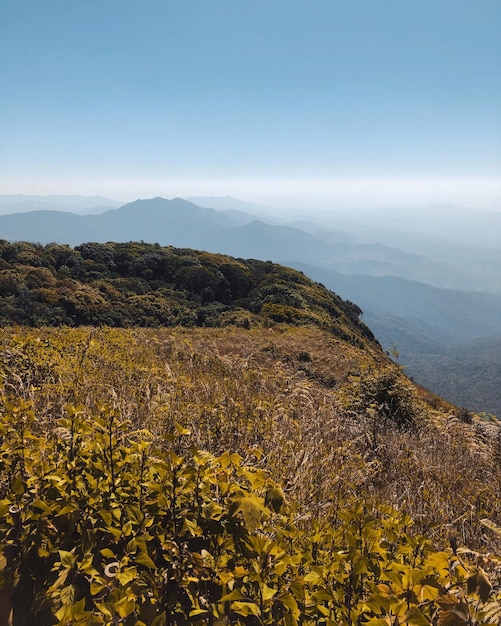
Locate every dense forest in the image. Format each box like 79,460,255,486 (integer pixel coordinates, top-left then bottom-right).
0,240,371,344
1,242,501,624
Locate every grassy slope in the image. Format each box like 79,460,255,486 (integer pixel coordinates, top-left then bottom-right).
2,243,501,622
2,324,499,552
1,241,499,549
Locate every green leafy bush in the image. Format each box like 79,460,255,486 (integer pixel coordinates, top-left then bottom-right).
1,395,500,625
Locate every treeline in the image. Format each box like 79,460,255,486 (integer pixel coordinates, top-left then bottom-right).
0,240,373,343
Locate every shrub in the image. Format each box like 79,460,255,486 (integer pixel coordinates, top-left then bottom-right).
1,396,501,625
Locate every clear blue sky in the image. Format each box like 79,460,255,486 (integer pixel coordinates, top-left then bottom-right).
1,0,500,208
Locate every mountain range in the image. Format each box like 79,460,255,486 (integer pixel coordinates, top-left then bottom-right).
0,194,499,416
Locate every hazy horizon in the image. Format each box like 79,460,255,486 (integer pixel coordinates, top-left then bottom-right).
1,1,500,214
1,178,500,214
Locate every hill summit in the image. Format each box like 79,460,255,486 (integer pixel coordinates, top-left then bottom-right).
0,240,374,346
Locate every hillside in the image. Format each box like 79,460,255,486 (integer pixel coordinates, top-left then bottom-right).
2,240,500,417
3,321,498,538
0,241,373,347
290,262,501,417
2,328,501,623
2,244,501,623
403,333,501,417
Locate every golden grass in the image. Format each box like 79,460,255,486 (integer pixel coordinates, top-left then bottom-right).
1,324,500,551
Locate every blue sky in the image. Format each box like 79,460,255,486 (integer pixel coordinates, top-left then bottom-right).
1,0,500,208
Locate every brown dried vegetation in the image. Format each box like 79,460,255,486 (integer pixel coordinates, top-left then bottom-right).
2,324,499,552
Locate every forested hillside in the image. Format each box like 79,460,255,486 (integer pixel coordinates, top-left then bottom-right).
0,240,372,346
1,243,501,624
375,330,501,418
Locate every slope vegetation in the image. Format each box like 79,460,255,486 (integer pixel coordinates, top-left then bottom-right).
0,240,373,348
2,325,501,624
1,243,501,624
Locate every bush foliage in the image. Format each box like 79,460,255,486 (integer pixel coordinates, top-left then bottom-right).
1,397,501,625
0,325,501,624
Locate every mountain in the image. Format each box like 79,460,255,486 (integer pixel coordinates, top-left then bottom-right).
7,199,500,345
311,205,501,294
0,197,465,287
187,194,281,217
186,200,501,290
0,197,235,246
1,195,500,414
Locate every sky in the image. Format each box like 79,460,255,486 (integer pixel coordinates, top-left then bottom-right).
1,0,500,210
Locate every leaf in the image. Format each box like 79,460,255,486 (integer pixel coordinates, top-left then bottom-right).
11,476,25,496
189,608,209,617
220,589,246,602
231,493,267,531
116,566,138,585
466,568,492,603
181,517,202,537
116,596,136,618
405,606,432,625
125,504,144,526
436,594,470,626
312,589,336,602
231,601,261,617
232,566,248,578
304,570,323,585
58,550,76,569
30,499,52,514
90,580,106,595
59,584,75,606
276,592,300,618
100,548,116,559
135,550,156,569
230,453,243,467
425,551,452,576
98,509,113,526
417,576,442,602
56,503,80,517
96,604,114,618
261,583,276,602
126,538,138,554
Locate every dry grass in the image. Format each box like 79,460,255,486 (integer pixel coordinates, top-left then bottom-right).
1,324,500,551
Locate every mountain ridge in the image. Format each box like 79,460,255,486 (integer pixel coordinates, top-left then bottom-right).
0,240,377,350
1,195,499,415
